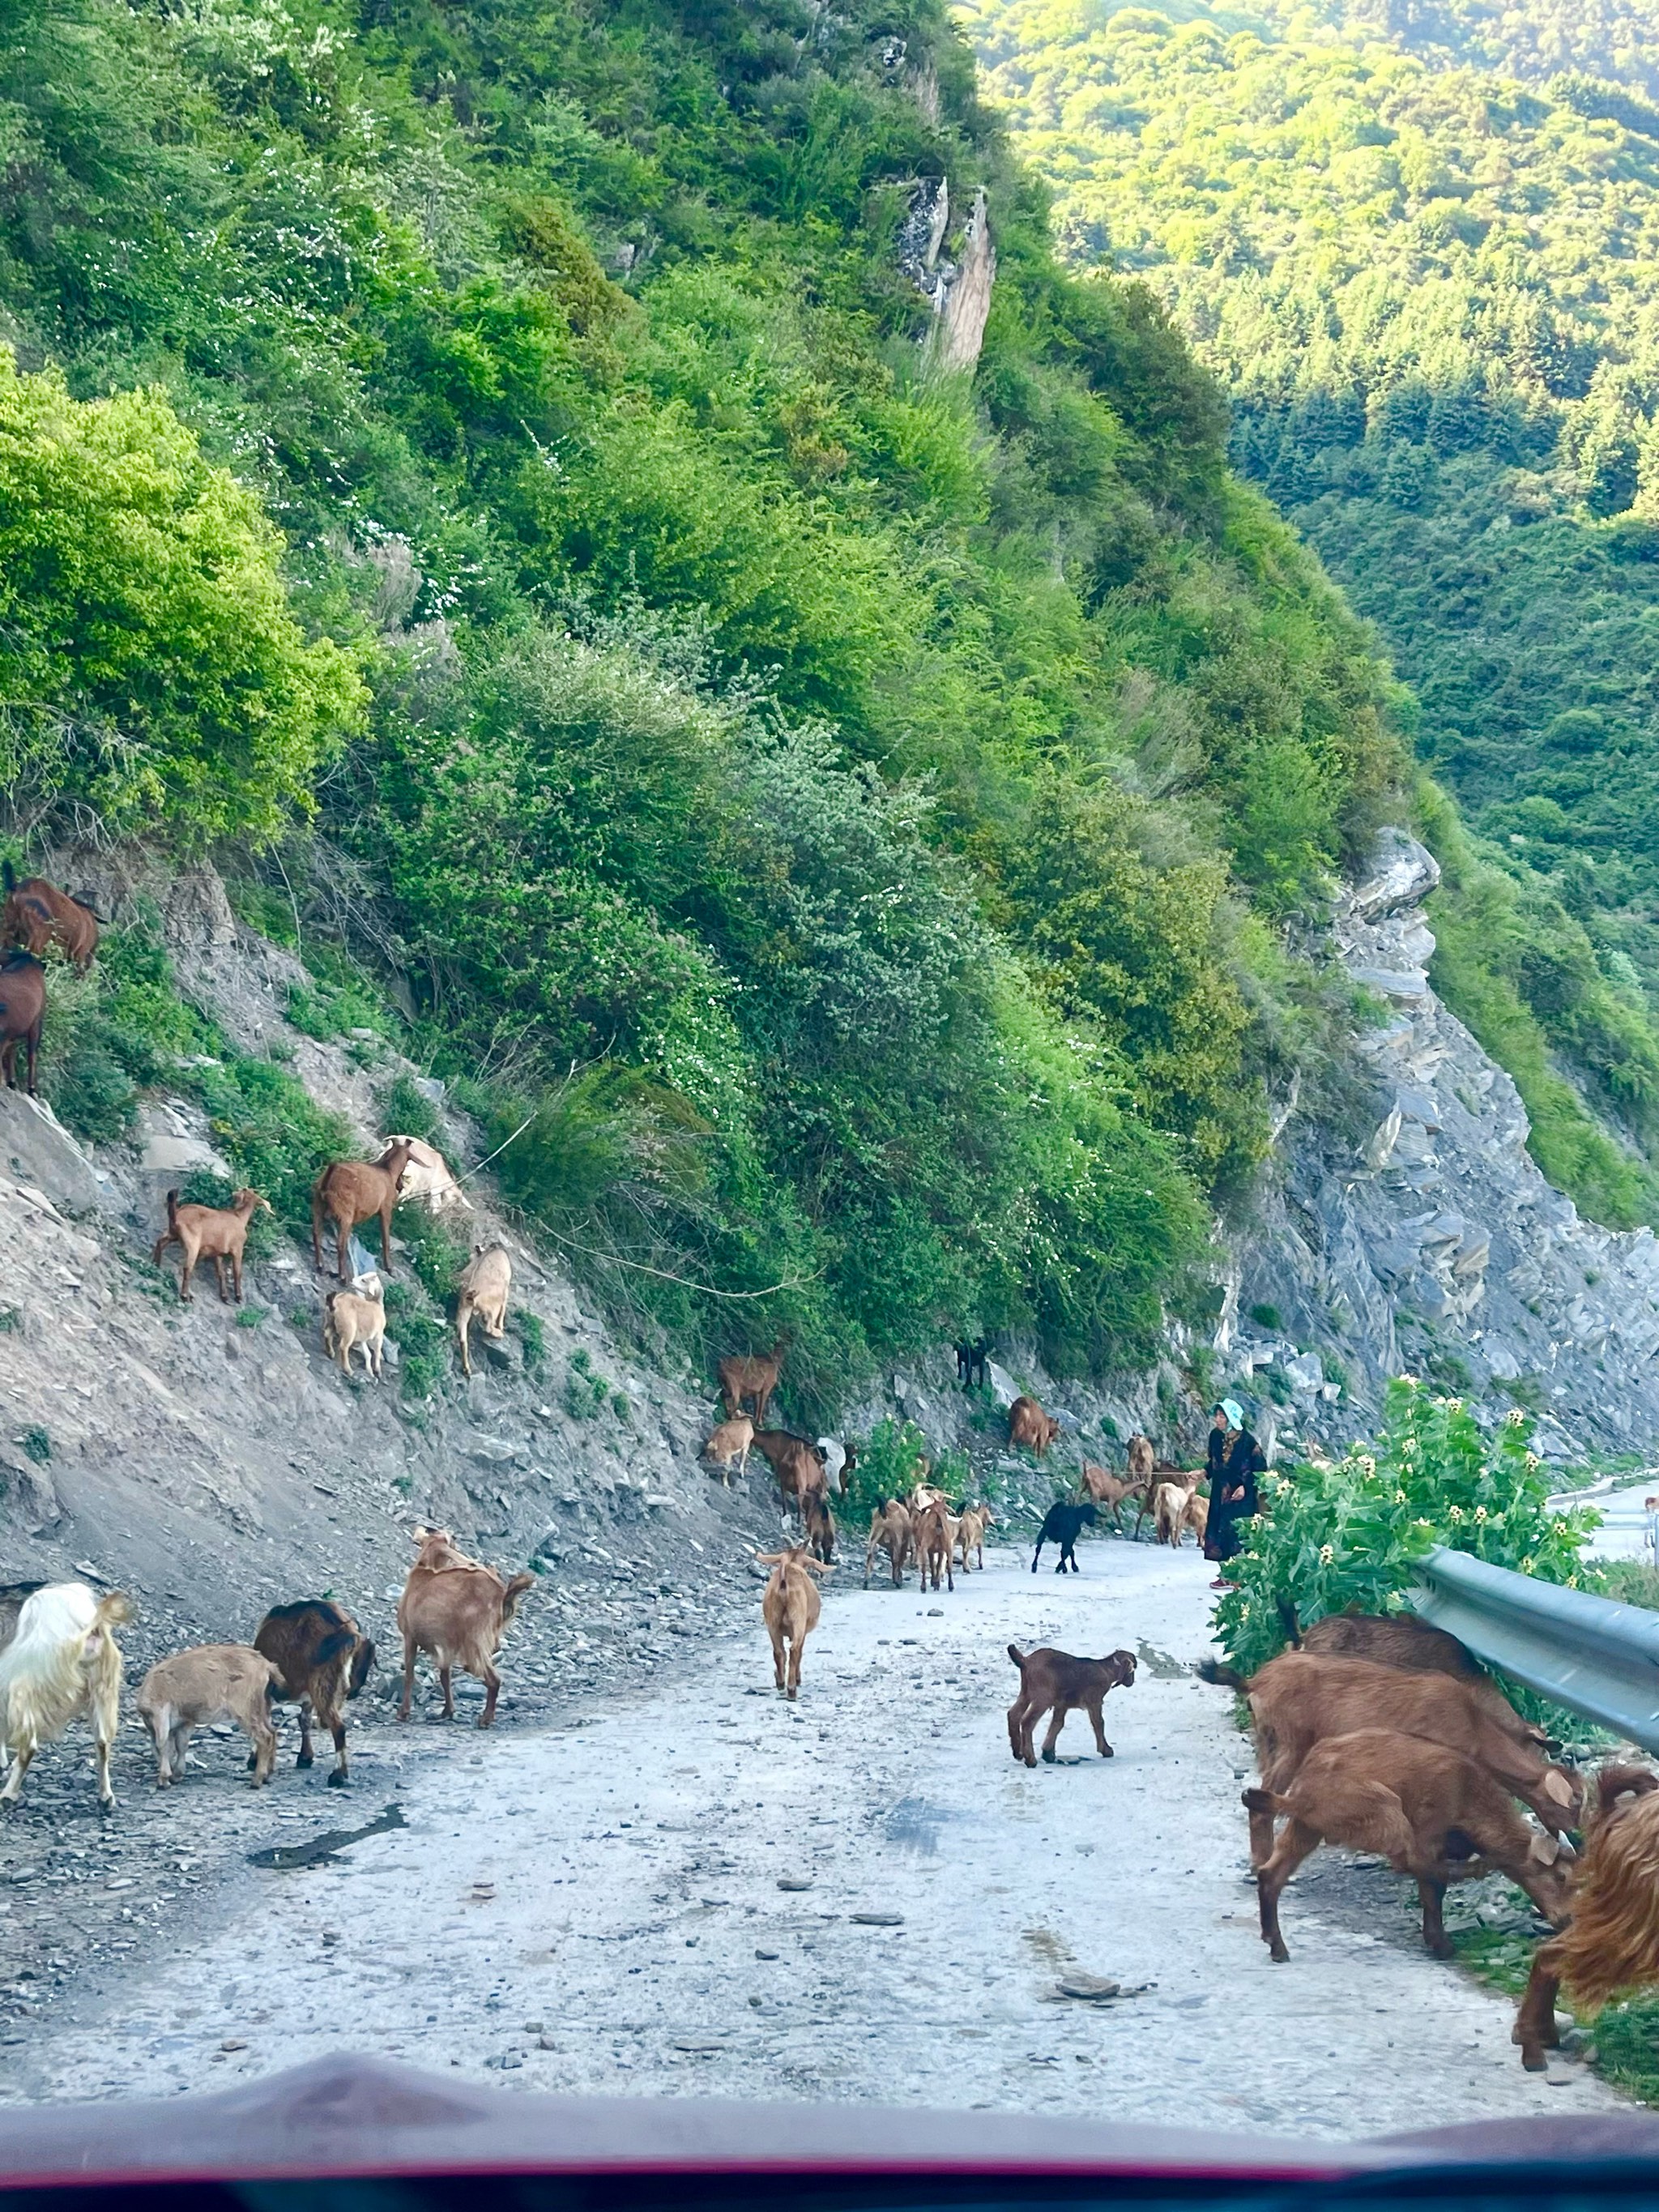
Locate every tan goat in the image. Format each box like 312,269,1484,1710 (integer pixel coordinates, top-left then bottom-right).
1153,1475,1200,1547
136,1644,281,1788
912,1498,954,1594
152,1187,271,1304
864,1498,912,1587
1009,1395,1060,1454
454,1242,511,1377
702,1414,755,1486
759,1544,830,1699
323,1284,386,1379
311,1139,416,1283
1080,1463,1137,1526
955,1503,992,1572
397,1528,534,1727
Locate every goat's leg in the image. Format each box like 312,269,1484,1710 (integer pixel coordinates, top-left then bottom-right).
170,1721,192,1779
213,1252,230,1303
335,1209,352,1283
295,1698,316,1769
178,1244,197,1302
94,1729,115,1808
0,1038,13,1088
326,1708,349,1784
24,1021,37,1095
398,1635,416,1721
0,1740,32,1803
438,1665,454,1720
1256,1819,1322,1964
1040,1702,1071,1763
770,1626,787,1693
478,1663,501,1728
787,1636,802,1701
1514,1946,1565,2072
231,1246,244,1303
250,1719,277,1787
378,1201,394,1272
1086,1694,1114,1759
1247,1791,1279,1869
1416,1874,1453,1959
1007,1700,1026,1763
458,1307,473,1378
1030,1540,1043,1574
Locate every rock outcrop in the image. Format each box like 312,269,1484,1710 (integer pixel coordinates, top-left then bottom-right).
1233,830,1659,1459
896,179,996,373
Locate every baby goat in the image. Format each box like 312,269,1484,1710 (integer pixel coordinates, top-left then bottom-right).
1007,1642,1137,1766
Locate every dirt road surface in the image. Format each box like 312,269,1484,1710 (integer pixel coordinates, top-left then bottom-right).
1,1538,1626,2135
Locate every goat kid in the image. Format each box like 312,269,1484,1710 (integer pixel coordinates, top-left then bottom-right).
0,1583,130,1808
324,1284,386,1380
702,1414,755,1486
137,1645,281,1787
864,1497,913,1588
1007,1643,1137,1766
454,1242,511,1377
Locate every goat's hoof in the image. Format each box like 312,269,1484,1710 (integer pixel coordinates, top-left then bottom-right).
1269,1944,1289,1964
326,1768,348,1787
1041,1748,1056,1764
1100,1745,1115,1758
296,1751,314,1769
1520,2044,1547,2072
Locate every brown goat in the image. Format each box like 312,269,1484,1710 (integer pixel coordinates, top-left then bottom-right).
1007,1642,1137,1766
323,1284,386,1380
863,1497,912,1587
0,950,45,1095
801,1484,835,1565
718,1338,789,1426
1183,1492,1209,1547
151,1186,271,1304
955,1503,992,1572
911,1497,955,1594
1236,1652,1579,1867
1009,1394,1061,1454
759,1544,829,1699
1,865,99,970
1126,1432,1155,1487
137,1644,281,1788
702,1414,755,1486
1514,1765,1659,2069
396,1528,533,1727
311,1139,416,1283
1248,1727,1575,1965
254,1599,377,1785
750,1428,825,1518
1281,1603,1484,1680
454,1242,511,1377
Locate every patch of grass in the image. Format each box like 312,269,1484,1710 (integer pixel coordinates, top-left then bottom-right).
20,1426,51,1465
1423,1347,1474,1395
1249,1303,1282,1330
1455,1926,1659,2109
563,1347,612,1420
0,1308,18,1332
381,1279,448,1397
1495,1372,1549,1414
234,1305,266,1330
518,1311,547,1373
381,1073,441,1144
1598,1559,1659,1610
394,1203,467,1309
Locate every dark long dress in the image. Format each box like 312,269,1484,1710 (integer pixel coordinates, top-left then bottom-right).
1201,1427,1228,1558
1209,1429,1265,1565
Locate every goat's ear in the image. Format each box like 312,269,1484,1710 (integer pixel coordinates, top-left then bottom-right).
1545,1769,1576,1807
1529,1830,1561,1865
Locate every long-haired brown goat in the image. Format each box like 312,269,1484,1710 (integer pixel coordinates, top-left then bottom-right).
1515,1764,1659,2070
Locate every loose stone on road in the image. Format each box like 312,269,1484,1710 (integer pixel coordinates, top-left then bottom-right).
6,1540,1627,2135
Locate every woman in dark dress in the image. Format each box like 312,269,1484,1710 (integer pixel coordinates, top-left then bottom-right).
1205,1397,1264,1588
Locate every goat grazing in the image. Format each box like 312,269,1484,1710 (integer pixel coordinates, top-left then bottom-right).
311,1139,416,1283
1030,1500,1098,1574
1,865,100,970
864,1498,912,1588
254,1599,376,1785
323,1284,386,1380
0,1583,130,1808
1514,1766,1659,2069
397,1529,534,1728
759,1544,830,1699
378,1135,471,1214
137,1644,281,1788
1277,1601,1483,1680
750,1429,825,1518
1007,1643,1137,1766
1248,1727,1575,1965
1009,1394,1060,1454
0,950,45,1095
719,1338,789,1426
801,1484,836,1565
1080,1463,1137,1527
454,1242,511,1377
702,1414,755,1487
151,1186,271,1304
1226,1651,1579,1867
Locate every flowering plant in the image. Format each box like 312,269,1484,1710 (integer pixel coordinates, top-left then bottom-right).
1212,1377,1601,1674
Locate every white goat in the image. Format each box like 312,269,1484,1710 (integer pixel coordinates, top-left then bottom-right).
0,1583,130,1808
815,1437,847,1492
377,1135,472,1214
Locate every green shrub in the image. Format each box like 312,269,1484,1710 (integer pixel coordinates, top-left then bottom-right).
518,1312,548,1373
1249,1304,1282,1331
1213,1379,1601,1675
21,1426,51,1465
563,1347,612,1420
381,1074,442,1145
381,1279,448,1397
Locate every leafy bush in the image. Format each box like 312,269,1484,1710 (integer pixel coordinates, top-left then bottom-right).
1213,1379,1601,1675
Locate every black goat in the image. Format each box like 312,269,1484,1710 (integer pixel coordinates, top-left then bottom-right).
1030,1501,1098,1574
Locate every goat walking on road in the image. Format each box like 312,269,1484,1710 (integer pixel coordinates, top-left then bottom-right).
759,1545,830,1699
137,1645,282,1788
0,1583,130,1808
1007,1643,1136,1766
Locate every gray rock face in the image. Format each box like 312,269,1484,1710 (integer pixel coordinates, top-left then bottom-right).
1235,833,1659,1458
896,178,996,374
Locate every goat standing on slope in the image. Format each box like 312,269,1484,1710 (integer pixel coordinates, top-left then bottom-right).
0,1583,130,1808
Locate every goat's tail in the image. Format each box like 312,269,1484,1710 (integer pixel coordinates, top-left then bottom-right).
1276,1595,1303,1650
1007,1642,1027,1672
1198,1656,1248,1690
91,1591,132,1636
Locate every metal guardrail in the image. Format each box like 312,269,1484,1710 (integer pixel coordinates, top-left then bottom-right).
1412,1545,1659,1752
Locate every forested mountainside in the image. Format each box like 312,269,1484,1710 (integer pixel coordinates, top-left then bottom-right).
966,0,1659,1226
0,0,1414,1406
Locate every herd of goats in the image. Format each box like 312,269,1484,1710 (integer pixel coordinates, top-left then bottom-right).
7,865,1659,2079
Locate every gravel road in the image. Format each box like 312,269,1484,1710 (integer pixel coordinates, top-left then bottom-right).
1,1537,1627,2136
